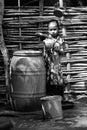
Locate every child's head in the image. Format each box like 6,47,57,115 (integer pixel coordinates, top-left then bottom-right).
48,20,59,38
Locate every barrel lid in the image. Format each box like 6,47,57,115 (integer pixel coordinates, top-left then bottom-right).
13,50,42,56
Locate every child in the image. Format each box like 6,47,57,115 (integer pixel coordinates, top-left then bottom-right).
43,19,65,97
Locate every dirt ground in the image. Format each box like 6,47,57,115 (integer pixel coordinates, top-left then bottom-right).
0,96,87,130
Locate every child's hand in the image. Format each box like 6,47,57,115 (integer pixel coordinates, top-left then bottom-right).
54,42,60,51
54,42,64,53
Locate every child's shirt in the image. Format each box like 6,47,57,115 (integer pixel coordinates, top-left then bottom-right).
43,36,64,85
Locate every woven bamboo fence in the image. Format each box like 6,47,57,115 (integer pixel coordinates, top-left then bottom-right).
1,5,87,104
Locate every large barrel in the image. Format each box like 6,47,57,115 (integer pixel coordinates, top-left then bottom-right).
9,50,46,111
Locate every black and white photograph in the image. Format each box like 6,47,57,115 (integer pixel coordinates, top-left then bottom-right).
0,0,87,130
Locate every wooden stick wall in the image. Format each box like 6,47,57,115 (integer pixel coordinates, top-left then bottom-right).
62,7,87,93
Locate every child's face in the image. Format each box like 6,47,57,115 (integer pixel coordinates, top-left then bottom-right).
48,21,59,38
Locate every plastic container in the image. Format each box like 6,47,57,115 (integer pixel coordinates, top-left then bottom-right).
40,95,63,120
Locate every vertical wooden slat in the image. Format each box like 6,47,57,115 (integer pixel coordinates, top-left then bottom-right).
39,0,44,44
59,0,71,96
0,0,8,104
18,0,20,8
18,0,22,50
59,0,63,8
39,0,44,16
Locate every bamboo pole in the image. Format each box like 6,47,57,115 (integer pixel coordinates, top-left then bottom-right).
39,0,44,45
0,0,9,104
59,0,63,8
18,0,22,50
59,0,71,97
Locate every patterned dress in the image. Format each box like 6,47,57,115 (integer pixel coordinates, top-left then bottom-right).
44,36,65,96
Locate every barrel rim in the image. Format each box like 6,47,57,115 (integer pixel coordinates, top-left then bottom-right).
40,95,62,101
13,50,43,56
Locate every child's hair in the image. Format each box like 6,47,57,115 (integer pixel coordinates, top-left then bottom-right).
48,19,60,29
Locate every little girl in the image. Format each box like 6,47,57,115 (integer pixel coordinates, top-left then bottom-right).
43,19,65,97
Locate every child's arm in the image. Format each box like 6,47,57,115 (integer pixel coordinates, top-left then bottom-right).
54,38,65,54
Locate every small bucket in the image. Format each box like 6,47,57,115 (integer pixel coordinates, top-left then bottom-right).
40,95,63,120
